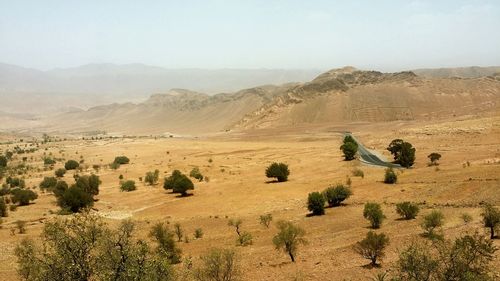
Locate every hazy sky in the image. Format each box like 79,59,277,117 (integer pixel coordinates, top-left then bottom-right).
1,0,499,71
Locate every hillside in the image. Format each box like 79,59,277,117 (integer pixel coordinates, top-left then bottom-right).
413,66,500,78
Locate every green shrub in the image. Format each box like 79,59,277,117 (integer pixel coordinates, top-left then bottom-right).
259,214,273,228
163,170,194,196
396,202,419,220
120,180,136,192
384,168,397,184
323,184,352,207
11,188,38,206
194,228,204,239
39,176,57,191
307,192,325,216
421,210,444,239
354,231,389,266
55,168,66,178
363,203,386,229
0,196,7,217
64,160,79,170
145,169,160,185
113,156,130,165
53,181,68,198
7,177,25,188
265,162,290,182
189,167,204,182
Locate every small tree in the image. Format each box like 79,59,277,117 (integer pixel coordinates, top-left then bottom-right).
396,202,419,220
427,153,441,166
39,176,58,191
64,160,79,170
363,203,386,229
481,204,500,239
120,180,136,192
55,168,66,178
174,223,183,242
387,139,416,168
323,184,352,207
354,231,389,266
145,169,160,185
340,135,358,161
113,156,130,165
164,170,194,196
307,192,325,216
384,168,397,184
189,167,204,182
265,162,290,182
149,222,182,264
194,248,239,281
421,210,444,239
272,220,307,262
259,214,273,228
228,219,252,246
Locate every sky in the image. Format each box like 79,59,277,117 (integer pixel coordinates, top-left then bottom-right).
0,0,499,71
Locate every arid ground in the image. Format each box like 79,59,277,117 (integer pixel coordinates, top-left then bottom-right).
0,113,499,280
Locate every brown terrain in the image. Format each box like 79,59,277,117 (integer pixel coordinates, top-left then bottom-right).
0,67,499,280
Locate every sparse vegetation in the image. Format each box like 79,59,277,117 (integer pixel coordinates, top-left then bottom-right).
421,210,444,239
383,168,397,184
307,191,325,216
363,203,386,229
272,220,307,262
481,204,500,239
396,202,419,220
265,162,290,182
354,231,389,266
323,184,352,207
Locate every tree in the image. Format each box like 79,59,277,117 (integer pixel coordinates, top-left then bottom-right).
323,184,352,207
354,231,389,266
481,204,500,239
149,222,182,264
387,139,404,161
396,202,419,220
340,135,358,161
39,176,57,191
265,162,290,182
75,174,100,196
228,219,252,246
194,248,239,281
272,220,307,262
0,155,7,168
384,168,397,184
120,180,136,192
307,192,325,216
189,167,204,182
11,189,38,206
55,168,66,178
145,169,160,185
421,210,444,239
163,170,194,196
363,203,386,229
396,240,439,281
387,139,416,168
113,156,130,165
64,160,79,170
259,214,273,228
57,186,94,212
427,152,441,166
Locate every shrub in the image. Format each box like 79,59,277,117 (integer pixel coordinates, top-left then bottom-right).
64,160,79,170
0,196,7,217
53,181,68,198
54,168,66,178
427,152,441,166
421,210,444,239
16,220,27,234
272,220,307,262
259,214,273,228
163,170,194,196
194,248,239,281
43,157,56,165
194,228,204,239
11,189,38,206
0,155,7,167
481,204,500,239
174,223,183,241
307,192,325,216
354,231,389,266
352,168,364,178
265,162,290,182
396,202,419,220
118,174,124,180
39,176,57,191
120,180,136,192
363,203,386,229
57,186,94,212
7,177,25,188
387,139,416,168
149,222,182,264
461,213,473,224
110,162,120,170
323,184,352,207
228,218,252,246
113,156,130,165
340,135,358,161
189,167,204,182
145,169,160,185
384,168,397,184
75,174,100,196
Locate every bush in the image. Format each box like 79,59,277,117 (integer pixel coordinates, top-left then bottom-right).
461,213,473,224
259,214,273,228
340,135,358,161
109,162,120,170
363,203,386,229
384,168,397,184
0,155,7,167
174,223,183,241
194,248,239,281
194,228,204,239
57,186,94,212
145,169,160,185
75,174,100,196
421,210,444,239
0,196,7,217
11,189,38,206
149,222,182,264
354,231,389,266
307,192,325,216
352,168,364,178
163,170,194,196
7,177,25,188
113,156,130,165
272,220,307,262
54,168,66,178
39,176,57,191
481,204,500,239
64,160,79,170
228,219,252,246
53,181,68,198
387,139,416,168
16,220,27,234
189,167,204,182
265,162,290,182
323,184,352,207
427,152,441,166
43,157,56,165
396,202,419,220
120,180,136,192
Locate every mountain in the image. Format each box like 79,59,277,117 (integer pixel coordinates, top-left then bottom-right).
413,66,500,78
0,63,322,114
32,67,499,135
